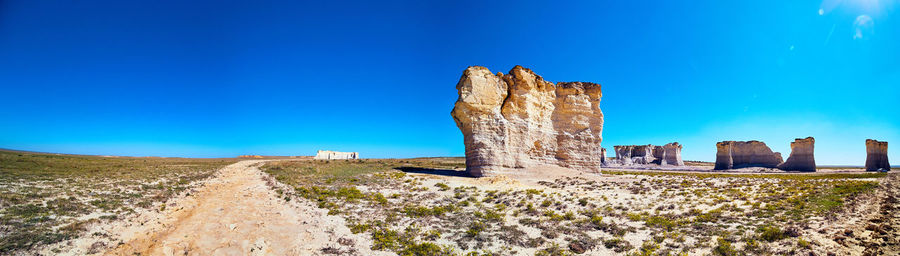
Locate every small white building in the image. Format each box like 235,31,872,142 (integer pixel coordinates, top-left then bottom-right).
314,150,359,160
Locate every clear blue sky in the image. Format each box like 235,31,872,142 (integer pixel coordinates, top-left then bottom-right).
1,0,897,165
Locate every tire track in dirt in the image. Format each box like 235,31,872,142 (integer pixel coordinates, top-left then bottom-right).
104,160,383,256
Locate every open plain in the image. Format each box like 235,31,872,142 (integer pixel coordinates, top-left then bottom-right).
3,150,897,255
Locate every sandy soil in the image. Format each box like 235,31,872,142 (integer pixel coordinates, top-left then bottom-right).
48,160,382,256
809,172,900,256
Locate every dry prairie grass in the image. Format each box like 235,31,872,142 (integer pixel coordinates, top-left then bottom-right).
0,150,235,254
262,159,895,255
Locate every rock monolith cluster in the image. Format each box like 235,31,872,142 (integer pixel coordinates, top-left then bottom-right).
451,66,604,177
714,141,783,170
865,139,890,172
613,143,684,166
314,150,359,160
777,137,816,172
614,145,655,164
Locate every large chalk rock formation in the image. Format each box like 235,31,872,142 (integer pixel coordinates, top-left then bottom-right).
451,66,604,177
662,142,685,166
865,139,890,171
613,143,684,166
714,141,783,170
314,150,359,160
777,137,816,172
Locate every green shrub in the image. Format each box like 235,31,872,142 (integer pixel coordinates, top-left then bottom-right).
645,215,678,231
578,198,589,206
603,238,632,253
399,242,453,256
712,237,738,256
797,237,810,249
629,241,659,256
696,207,723,223
535,243,571,256
371,228,402,250
434,183,450,191
402,204,455,218
466,221,486,237
474,209,503,222
758,225,786,242
541,199,553,207
349,222,372,234
590,215,604,227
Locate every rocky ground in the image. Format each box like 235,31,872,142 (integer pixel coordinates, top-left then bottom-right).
262,159,899,255
3,154,897,255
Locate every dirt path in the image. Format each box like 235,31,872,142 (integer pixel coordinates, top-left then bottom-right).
102,160,380,256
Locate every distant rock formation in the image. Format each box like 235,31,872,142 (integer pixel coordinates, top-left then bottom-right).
451,66,604,177
777,137,816,172
865,139,890,172
613,143,684,166
314,150,359,160
651,145,666,164
632,145,656,164
614,146,632,164
238,155,264,159
614,146,634,165
662,143,685,166
601,148,608,165
714,141,783,170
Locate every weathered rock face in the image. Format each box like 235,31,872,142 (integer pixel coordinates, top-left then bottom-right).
450,67,510,176
614,146,633,165
652,145,666,165
865,139,890,171
314,150,359,160
451,66,604,177
662,142,684,166
714,141,783,170
613,143,684,166
600,148,608,165
777,137,816,172
632,145,656,164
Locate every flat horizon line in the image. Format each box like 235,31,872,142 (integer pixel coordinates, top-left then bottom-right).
3,148,896,168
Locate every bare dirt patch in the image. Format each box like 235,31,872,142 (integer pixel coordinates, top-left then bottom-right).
97,160,384,256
